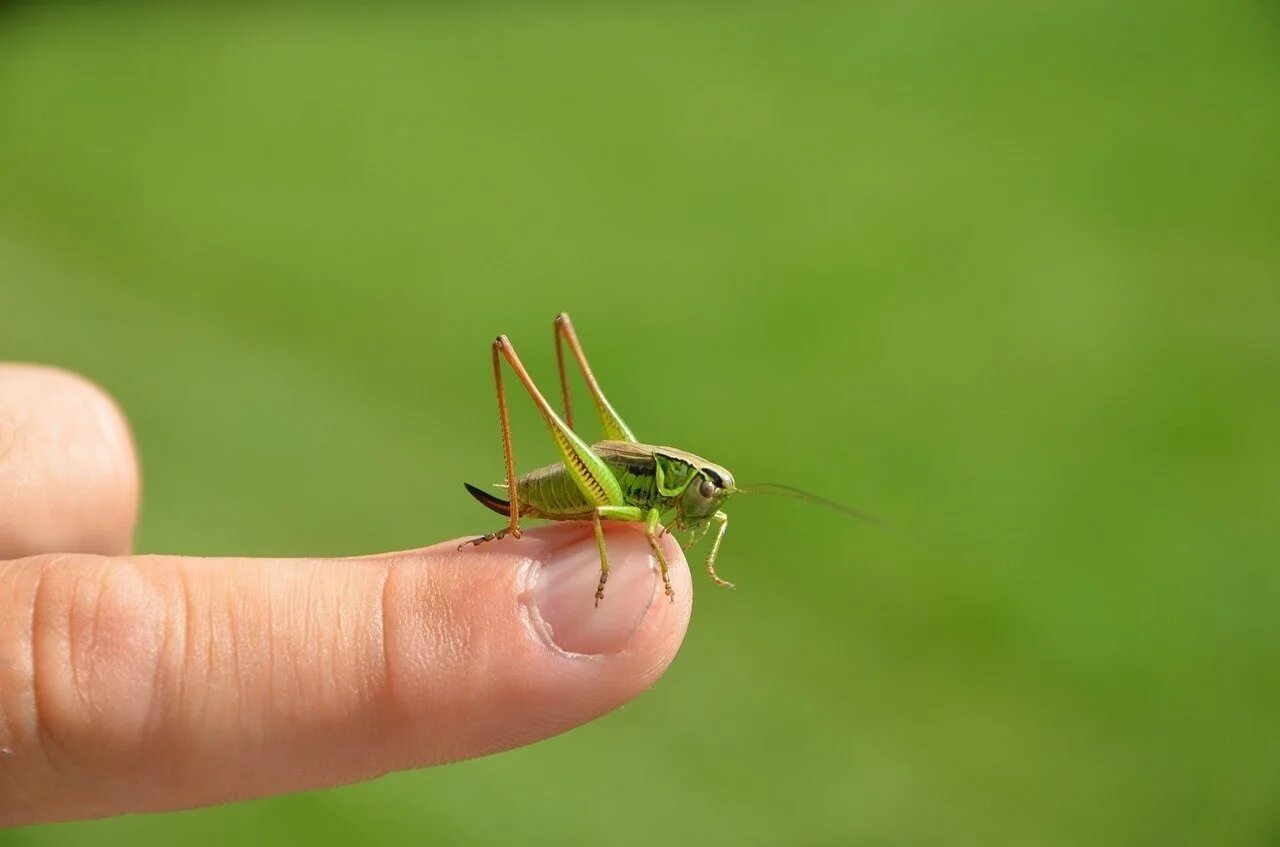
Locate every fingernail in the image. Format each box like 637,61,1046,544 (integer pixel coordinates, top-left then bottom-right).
531,529,657,655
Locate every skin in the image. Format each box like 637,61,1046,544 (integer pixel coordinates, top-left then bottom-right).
0,364,692,826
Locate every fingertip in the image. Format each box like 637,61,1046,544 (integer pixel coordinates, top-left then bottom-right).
0,364,140,558
378,523,691,761
529,522,691,658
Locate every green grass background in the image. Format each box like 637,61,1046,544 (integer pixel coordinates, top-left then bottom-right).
2,1,1278,844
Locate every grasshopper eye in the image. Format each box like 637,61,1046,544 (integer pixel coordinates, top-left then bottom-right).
699,479,717,498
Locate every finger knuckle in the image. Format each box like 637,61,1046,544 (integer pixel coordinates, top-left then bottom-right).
29,555,173,764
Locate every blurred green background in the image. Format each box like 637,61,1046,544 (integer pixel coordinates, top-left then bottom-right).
2,1,1278,844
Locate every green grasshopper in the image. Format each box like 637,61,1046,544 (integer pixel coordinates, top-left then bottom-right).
459,312,735,605
461,313,886,605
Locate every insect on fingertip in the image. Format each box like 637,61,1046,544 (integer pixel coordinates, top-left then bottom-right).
462,313,757,607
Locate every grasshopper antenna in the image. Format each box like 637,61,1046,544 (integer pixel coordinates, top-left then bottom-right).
739,485,992,567
737,483,944,550
735,483,898,533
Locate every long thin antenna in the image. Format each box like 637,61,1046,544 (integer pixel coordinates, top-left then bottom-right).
736,483,898,533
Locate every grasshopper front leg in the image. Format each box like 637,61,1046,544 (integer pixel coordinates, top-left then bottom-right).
704,511,734,589
675,514,732,589
681,521,710,551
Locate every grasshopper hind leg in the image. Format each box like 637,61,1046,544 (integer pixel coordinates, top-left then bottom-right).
457,524,521,551
591,511,609,607
459,483,524,551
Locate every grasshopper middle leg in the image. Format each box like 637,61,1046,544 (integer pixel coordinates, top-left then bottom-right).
644,508,676,603
594,505,675,604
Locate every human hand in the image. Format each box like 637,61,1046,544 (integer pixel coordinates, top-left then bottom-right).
0,364,691,826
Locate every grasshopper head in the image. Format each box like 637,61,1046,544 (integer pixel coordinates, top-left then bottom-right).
678,465,736,525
